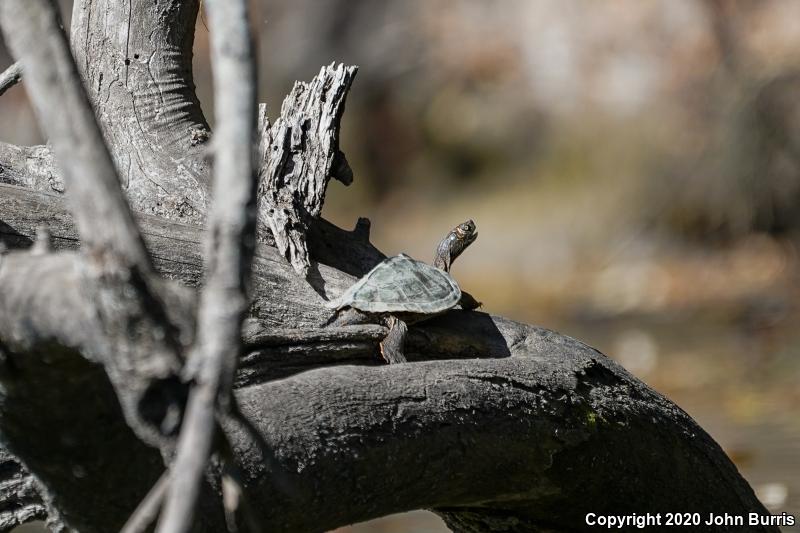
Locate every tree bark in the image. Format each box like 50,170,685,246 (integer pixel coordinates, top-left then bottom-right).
0,142,61,193
69,0,211,224
0,0,195,453
0,182,379,328
0,449,48,531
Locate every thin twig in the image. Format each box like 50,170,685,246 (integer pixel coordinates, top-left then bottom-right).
155,0,257,530
0,62,21,97
217,424,261,533
122,413,259,533
120,471,170,533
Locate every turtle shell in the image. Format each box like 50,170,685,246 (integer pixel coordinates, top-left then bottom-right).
330,254,461,314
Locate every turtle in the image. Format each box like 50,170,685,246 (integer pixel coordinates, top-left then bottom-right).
325,220,480,364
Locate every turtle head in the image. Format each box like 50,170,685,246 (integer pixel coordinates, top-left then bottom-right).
434,219,478,272
454,219,478,247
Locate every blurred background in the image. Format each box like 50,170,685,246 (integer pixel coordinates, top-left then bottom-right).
3,1,799,531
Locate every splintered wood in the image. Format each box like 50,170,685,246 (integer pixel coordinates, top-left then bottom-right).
257,63,357,277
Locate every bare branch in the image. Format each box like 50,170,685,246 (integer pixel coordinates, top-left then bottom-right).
157,0,257,529
0,62,21,97
2,1,212,223
226,330,776,532
120,472,169,533
0,245,225,532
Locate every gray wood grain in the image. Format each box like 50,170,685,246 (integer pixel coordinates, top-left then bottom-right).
0,449,48,532
0,0,151,270
0,142,61,193
69,0,211,224
0,183,380,327
258,63,357,276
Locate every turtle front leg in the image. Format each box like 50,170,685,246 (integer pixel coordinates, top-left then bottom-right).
380,316,408,364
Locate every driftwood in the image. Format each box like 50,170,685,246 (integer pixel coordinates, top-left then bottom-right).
0,0,777,532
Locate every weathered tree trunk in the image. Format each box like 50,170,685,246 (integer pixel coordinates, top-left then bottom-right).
0,0,777,532
70,0,211,223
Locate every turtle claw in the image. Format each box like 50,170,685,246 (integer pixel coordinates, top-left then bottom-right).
380,316,408,364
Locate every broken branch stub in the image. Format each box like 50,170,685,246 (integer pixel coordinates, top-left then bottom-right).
0,62,22,97
258,63,357,277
